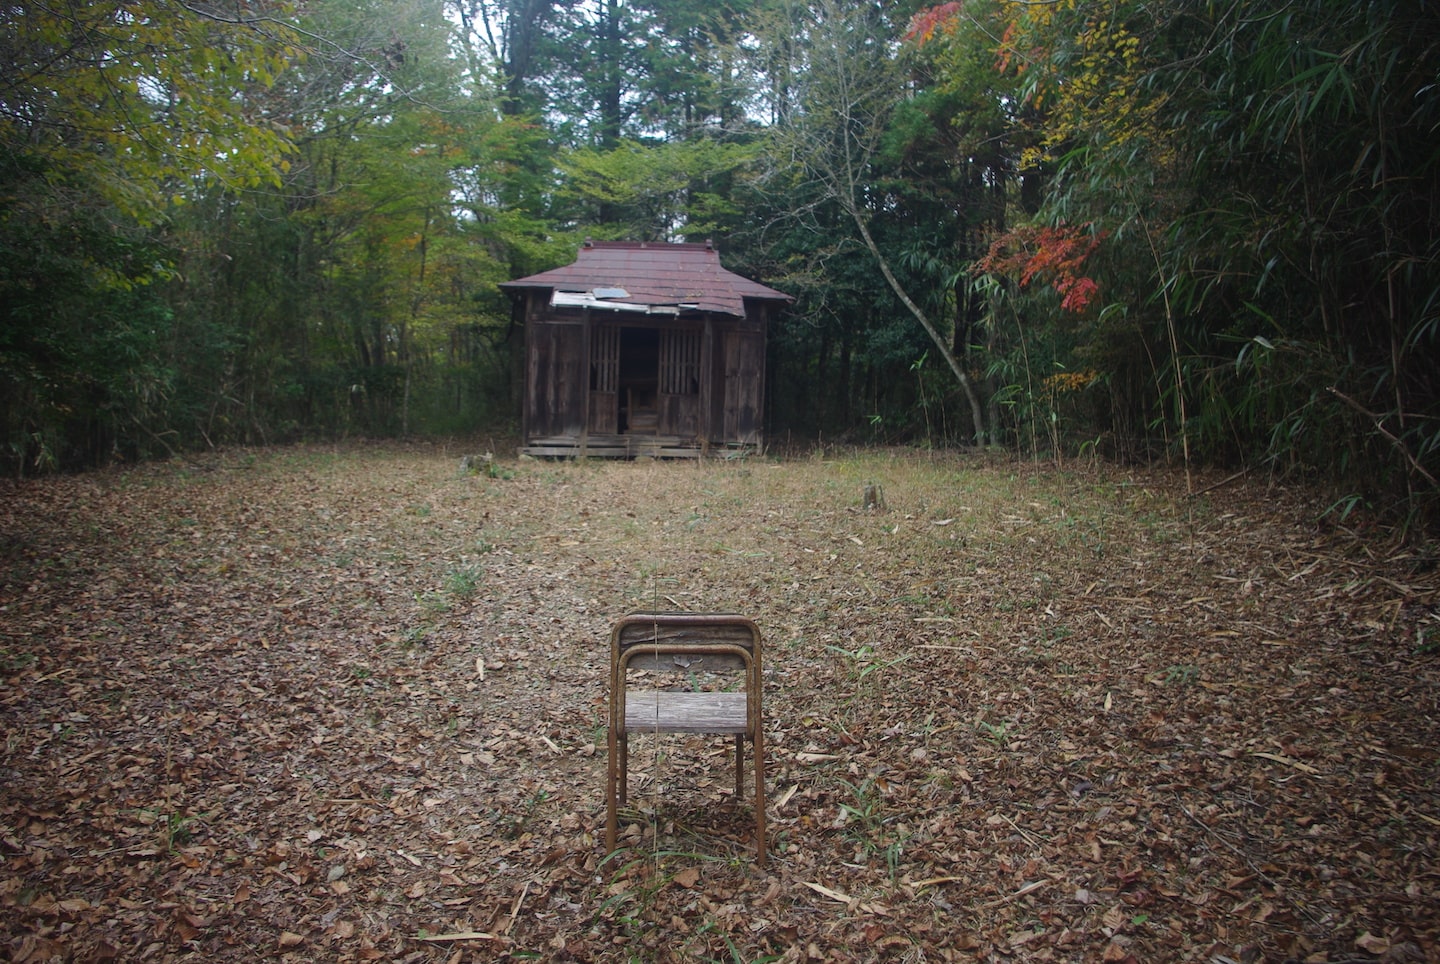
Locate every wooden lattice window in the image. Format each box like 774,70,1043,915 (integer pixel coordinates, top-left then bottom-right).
591,326,619,393
660,329,700,395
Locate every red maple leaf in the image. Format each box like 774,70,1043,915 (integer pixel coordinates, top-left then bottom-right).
905,2,963,46
976,222,1105,313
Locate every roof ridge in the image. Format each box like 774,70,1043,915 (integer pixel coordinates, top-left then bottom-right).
583,238,714,251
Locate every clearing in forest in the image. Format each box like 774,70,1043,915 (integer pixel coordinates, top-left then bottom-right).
1,443,1436,962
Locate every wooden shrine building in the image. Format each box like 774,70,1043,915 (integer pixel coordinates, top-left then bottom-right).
501,240,791,458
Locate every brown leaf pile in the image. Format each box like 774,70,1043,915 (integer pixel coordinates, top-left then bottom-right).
2,443,1436,962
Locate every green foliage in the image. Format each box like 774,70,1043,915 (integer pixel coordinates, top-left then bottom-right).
0,1,298,224
835,776,907,885
0,204,183,471
824,642,912,701
560,139,757,242
2,0,792,466
0,1,300,469
444,566,483,599
3,0,1437,534
1148,0,1440,515
906,0,1440,524
1163,664,1199,687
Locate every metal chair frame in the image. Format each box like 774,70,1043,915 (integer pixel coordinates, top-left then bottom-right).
605,612,766,865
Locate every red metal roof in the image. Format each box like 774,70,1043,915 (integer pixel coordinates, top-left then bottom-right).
500,240,791,317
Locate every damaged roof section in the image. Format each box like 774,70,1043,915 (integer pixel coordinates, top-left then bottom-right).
499,240,791,317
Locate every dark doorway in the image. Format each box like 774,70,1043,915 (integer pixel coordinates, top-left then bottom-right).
619,327,659,434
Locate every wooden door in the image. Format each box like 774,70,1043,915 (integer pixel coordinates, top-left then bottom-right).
722,330,764,443
659,328,701,436
526,321,585,437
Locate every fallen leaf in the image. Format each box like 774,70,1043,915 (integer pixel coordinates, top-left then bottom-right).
1249,751,1321,774
912,876,965,889
801,881,852,903
1355,932,1391,955
414,931,500,942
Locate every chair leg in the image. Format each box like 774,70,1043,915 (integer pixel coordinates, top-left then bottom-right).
618,732,628,805
753,730,767,866
734,734,744,798
606,726,619,855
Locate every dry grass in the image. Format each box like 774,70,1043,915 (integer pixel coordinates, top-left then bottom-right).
2,442,1437,962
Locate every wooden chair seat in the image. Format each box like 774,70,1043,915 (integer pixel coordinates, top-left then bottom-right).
605,613,766,865
625,690,749,733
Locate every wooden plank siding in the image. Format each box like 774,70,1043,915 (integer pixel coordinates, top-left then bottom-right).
526,320,585,438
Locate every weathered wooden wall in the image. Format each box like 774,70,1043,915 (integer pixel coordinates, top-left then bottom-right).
526,320,584,437
522,298,772,454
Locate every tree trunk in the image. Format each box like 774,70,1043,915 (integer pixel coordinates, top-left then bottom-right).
850,213,987,445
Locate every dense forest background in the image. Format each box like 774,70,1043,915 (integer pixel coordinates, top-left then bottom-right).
3,0,1437,526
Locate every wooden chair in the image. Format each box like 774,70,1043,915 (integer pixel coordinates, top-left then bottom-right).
605,612,766,865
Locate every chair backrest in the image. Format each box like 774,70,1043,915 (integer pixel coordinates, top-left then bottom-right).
611,612,761,675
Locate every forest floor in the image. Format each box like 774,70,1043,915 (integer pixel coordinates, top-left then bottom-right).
1,442,1437,963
